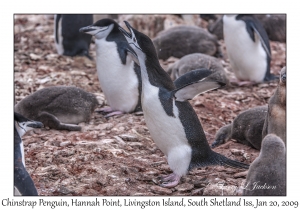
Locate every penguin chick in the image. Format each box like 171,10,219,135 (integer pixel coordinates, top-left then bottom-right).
79,18,142,118
211,105,268,150
14,112,43,196
243,134,286,196
223,14,277,85
14,86,98,131
119,21,249,188
262,66,286,143
54,14,93,59
167,53,228,86
153,25,222,60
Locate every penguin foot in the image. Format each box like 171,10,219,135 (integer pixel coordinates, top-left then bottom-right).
97,107,124,118
230,78,256,86
104,111,124,118
159,173,181,188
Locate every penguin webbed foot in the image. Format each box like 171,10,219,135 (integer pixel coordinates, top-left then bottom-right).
158,173,181,188
97,107,124,118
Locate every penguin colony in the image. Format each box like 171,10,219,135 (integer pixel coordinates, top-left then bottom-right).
14,14,286,195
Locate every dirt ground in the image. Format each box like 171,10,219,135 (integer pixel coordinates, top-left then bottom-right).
14,15,286,196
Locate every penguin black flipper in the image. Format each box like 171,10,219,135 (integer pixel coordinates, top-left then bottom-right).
237,15,277,82
173,68,226,102
237,15,271,58
14,127,38,196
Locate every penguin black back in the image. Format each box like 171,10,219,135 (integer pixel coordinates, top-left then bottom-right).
55,14,93,59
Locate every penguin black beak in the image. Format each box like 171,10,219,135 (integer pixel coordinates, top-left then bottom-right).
118,25,132,39
27,121,44,129
79,25,95,33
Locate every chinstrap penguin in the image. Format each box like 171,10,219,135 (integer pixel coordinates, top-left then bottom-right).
79,18,142,117
223,14,277,85
119,21,249,188
14,112,43,196
243,134,286,196
211,105,268,150
14,86,99,131
262,66,286,143
54,14,93,59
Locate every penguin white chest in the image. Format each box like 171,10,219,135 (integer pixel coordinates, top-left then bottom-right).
223,16,267,82
141,83,192,175
95,39,139,112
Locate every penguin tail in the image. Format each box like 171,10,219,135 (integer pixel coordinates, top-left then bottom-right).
264,73,279,82
212,151,249,169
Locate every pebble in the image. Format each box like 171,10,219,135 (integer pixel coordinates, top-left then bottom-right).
150,185,173,195
175,183,194,192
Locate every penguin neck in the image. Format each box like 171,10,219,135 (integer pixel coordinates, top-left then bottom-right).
139,53,175,91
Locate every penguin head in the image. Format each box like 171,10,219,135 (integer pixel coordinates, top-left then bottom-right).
79,18,117,40
280,67,286,84
14,112,44,137
119,21,158,64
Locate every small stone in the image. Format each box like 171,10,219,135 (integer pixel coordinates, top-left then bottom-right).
230,149,245,156
60,141,71,147
233,170,248,178
175,183,194,192
150,185,173,195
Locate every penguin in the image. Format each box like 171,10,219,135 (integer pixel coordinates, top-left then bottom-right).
167,53,228,85
79,19,142,117
211,105,268,150
262,66,286,143
153,25,222,60
223,14,277,85
243,134,286,196
54,14,93,59
14,86,99,131
119,21,249,188
14,112,43,196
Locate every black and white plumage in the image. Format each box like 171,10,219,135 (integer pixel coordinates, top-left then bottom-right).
54,14,93,59
79,19,142,117
14,112,43,196
119,21,249,188
223,14,277,84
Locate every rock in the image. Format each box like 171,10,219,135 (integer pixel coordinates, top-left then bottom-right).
175,183,194,192
203,183,237,196
230,149,245,156
150,185,173,195
233,170,248,178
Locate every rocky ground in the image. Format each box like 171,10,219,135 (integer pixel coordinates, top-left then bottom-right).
14,14,286,196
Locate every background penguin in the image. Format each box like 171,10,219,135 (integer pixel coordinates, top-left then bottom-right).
153,25,222,60
15,86,99,131
54,14,93,59
262,66,286,143
223,14,277,85
211,105,268,150
167,53,228,86
243,134,286,196
79,18,142,118
119,21,249,188
14,112,43,196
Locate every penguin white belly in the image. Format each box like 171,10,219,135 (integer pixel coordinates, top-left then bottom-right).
95,39,139,112
224,17,267,82
141,83,192,176
54,15,64,55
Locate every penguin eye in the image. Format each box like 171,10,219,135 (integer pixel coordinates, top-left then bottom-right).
133,37,136,43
